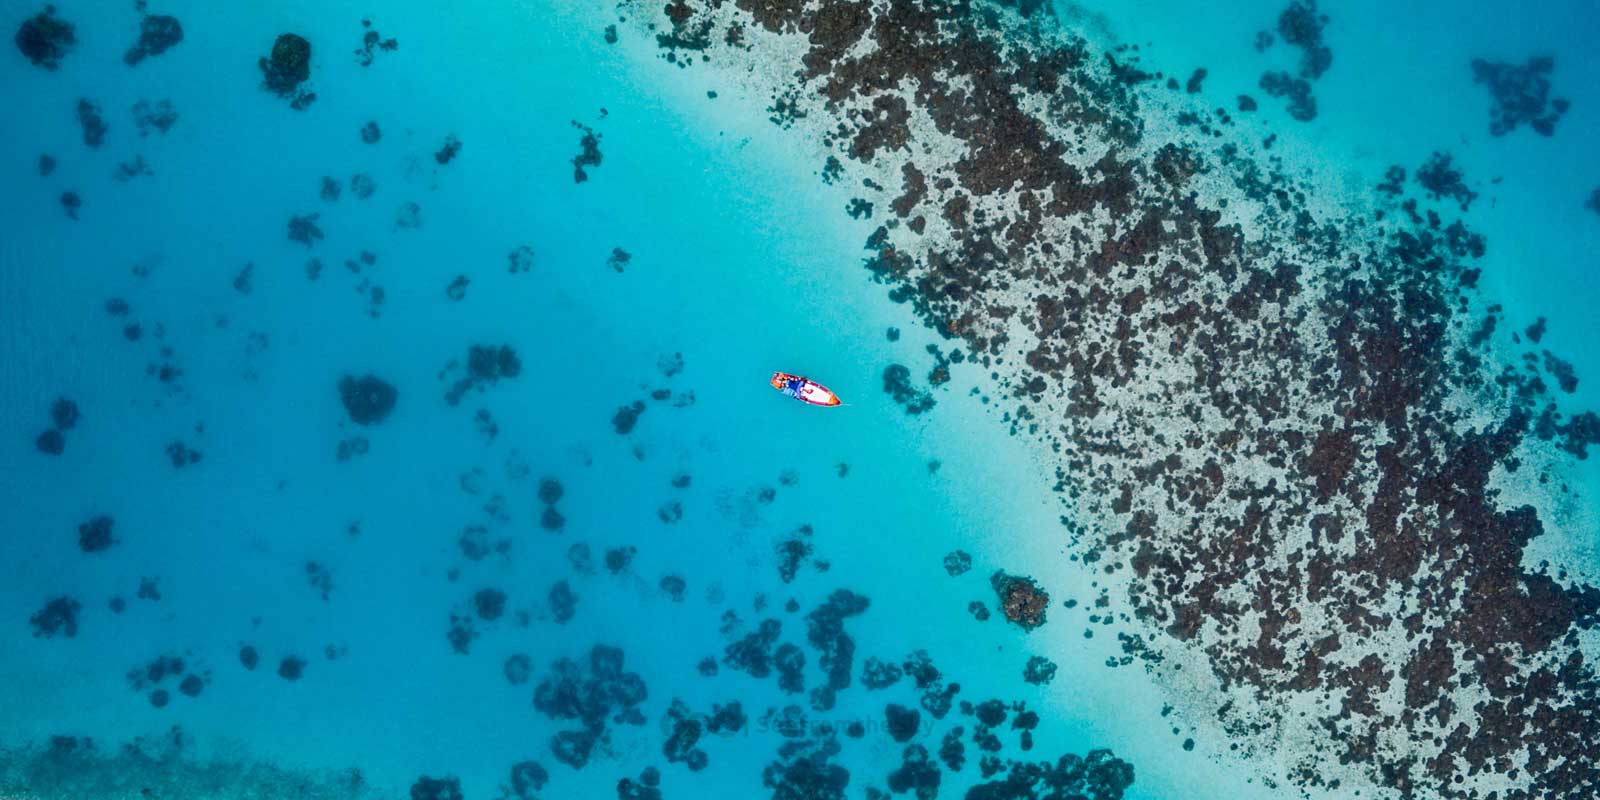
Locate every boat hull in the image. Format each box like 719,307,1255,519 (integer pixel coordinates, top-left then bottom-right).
771,372,842,406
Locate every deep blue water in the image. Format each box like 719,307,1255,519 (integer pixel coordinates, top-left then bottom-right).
3,1,1598,798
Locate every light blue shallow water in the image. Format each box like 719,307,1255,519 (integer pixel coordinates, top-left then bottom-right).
1,1,1166,797
3,1,1598,798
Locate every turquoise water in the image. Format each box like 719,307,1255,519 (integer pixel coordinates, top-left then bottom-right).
3,1,1598,799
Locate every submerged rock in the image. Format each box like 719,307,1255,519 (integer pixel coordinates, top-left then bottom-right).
943,550,972,576
760,735,850,799
77,99,107,149
354,20,398,67
662,699,710,770
277,655,305,681
131,98,178,136
991,571,1049,630
507,244,535,274
338,374,397,425
533,644,648,768
550,729,596,769
617,766,664,800
571,121,602,183
124,13,183,66
15,7,75,70
434,134,462,164
29,596,81,638
540,506,566,532
883,364,936,414
605,546,636,573
660,574,687,601
77,515,116,553
50,397,78,429
612,401,646,434
885,703,921,742
349,173,376,199
504,653,532,685
1276,0,1332,80
444,344,521,406
287,213,323,247
1416,151,1477,212
474,587,507,621
178,673,204,697
35,429,64,454
607,247,632,273
1022,655,1058,685
259,33,314,108
888,744,941,799
1471,56,1569,137
507,760,548,799
409,775,463,800
1259,70,1316,121
549,580,577,622
394,201,423,229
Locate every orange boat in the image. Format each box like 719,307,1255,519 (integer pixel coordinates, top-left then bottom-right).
771,372,842,407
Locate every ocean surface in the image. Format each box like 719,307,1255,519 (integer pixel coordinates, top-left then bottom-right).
2,1,1597,799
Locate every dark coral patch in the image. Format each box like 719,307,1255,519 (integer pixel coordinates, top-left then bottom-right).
36,429,64,455
409,775,463,800
288,213,324,247
504,653,532,685
883,364,936,414
435,134,463,165
1471,56,1568,137
548,581,577,622
885,703,921,742
78,515,116,553
30,596,81,638
507,760,548,799
1276,0,1331,80
260,33,315,108
1258,71,1316,121
943,550,972,576
474,588,507,621
612,401,646,434
991,571,1048,630
77,99,107,148
1022,655,1057,685
339,374,398,425
277,656,306,681
1415,151,1477,212
15,7,75,69
124,13,183,66
354,19,398,67
533,645,648,768
571,121,603,183
444,344,521,405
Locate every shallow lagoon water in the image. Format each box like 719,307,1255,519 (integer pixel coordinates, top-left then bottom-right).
0,1,1198,796
3,1,1599,799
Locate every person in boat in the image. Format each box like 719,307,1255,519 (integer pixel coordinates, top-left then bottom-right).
784,376,807,399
